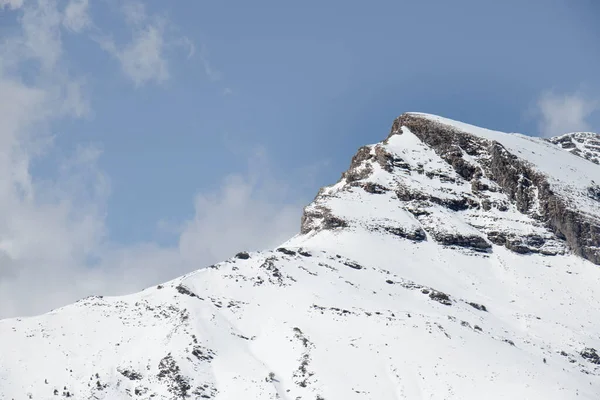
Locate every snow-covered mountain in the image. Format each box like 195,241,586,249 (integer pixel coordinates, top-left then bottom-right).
2,113,600,399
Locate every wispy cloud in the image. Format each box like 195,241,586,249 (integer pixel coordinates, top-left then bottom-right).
93,1,221,87
176,36,196,59
178,149,301,266
535,90,598,137
96,0,191,87
198,44,221,81
0,0,23,10
99,22,170,86
62,0,90,33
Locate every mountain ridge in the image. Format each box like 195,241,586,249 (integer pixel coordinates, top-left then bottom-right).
1,113,600,399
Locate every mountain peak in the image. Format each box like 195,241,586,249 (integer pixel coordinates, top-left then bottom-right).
302,112,600,264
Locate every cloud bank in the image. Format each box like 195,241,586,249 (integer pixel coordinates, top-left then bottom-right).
535,91,598,137
0,1,303,318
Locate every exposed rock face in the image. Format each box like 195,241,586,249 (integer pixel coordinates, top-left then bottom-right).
549,132,600,165
302,113,599,264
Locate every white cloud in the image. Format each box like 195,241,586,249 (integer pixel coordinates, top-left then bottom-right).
100,23,169,86
175,36,196,59
0,145,303,318
62,0,90,33
96,1,183,86
121,0,146,25
179,171,301,266
0,0,113,318
198,44,221,81
93,1,221,87
15,0,64,71
0,0,23,9
535,91,598,137
0,0,301,319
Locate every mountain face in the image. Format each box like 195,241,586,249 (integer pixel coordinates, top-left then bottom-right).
2,113,600,399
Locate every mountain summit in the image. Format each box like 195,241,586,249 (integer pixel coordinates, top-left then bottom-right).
2,113,600,399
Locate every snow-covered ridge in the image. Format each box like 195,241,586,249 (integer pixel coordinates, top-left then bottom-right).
1,113,600,399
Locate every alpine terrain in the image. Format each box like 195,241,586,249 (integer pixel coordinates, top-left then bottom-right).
2,113,600,399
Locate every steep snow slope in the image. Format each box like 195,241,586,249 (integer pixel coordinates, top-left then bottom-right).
1,113,600,400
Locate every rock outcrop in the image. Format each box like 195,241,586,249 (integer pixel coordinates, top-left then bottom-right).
549,132,600,165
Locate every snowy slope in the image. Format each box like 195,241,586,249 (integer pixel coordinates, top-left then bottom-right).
1,113,600,400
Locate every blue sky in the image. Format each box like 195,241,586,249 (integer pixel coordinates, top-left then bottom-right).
0,0,599,317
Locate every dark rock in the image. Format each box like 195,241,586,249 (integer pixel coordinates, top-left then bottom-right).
429,290,452,306
175,285,199,299
581,348,600,364
192,346,216,363
341,146,374,182
300,205,348,234
588,185,600,202
382,226,426,241
322,216,348,230
360,182,389,194
258,258,293,286
395,186,476,212
276,247,297,256
374,145,412,172
467,302,488,312
157,355,191,398
432,196,476,211
344,261,363,270
428,231,491,252
235,252,250,260
487,232,559,255
118,368,142,381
